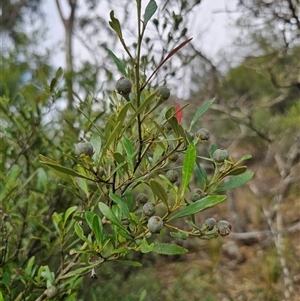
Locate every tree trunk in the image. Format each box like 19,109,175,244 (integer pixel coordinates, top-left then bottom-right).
55,0,77,109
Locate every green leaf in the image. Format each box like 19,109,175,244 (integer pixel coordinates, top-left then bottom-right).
140,238,155,253
74,222,90,244
76,165,89,196
153,243,188,255
107,49,127,77
144,0,157,26
235,154,252,165
209,144,217,158
90,133,102,163
168,195,226,221
152,143,165,166
117,102,131,124
122,136,136,170
169,232,189,240
37,69,48,90
39,155,94,181
181,143,196,197
195,163,207,190
189,98,215,131
85,211,103,245
215,172,254,192
109,10,123,38
98,202,126,230
55,67,63,80
109,192,130,218
224,166,247,176
60,264,97,279
100,121,122,162
149,179,168,208
25,256,35,275
113,152,129,173
119,260,142,267
121,93,157,135
63,206,77,228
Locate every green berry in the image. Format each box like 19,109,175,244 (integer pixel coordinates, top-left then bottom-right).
216,220,232,236
166,169,179,183
196,128,210,141
169,153,179,162
165,123,172,131
136,193,149,205
75,142,94,157
147,216,163,233
46,286,58,298
190,188,205,202
204,217,217,231
213,149,229,163
116,77,132,95
143,202,156,216
157,86,170,101
97,166,105,177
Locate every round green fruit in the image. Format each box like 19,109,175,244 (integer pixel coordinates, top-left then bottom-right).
157,86,170,101
196,128,210,141
166,169,179,183
213,149,229,163
143,202,156,216
136,193,149,205
216,220,232,236
169,153,179,162
190,188,205,202
204,217,217,231
46,286,58,298
116,77,132,95
147,216,163,233
75,142,94,157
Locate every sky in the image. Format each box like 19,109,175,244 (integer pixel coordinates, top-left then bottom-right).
44,0,240,70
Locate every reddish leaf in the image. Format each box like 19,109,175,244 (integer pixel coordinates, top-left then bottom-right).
175,104,183,123
141,38,193,90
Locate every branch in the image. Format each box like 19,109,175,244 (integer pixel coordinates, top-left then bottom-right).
229,221,300,240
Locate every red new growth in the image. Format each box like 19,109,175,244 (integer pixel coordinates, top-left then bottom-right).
175,104,182,123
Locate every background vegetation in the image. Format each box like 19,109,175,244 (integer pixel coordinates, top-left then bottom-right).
1,0,299,300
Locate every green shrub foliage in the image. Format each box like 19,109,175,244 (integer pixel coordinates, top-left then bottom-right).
0,1,253,300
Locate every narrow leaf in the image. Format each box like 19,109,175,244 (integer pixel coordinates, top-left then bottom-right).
117,102,131,124
74,222,90,244
109,11,123,38
122,136,135,170
109,192,130,218
215,172,254,192
224,166,247,176
107,49,127,77
120,93,157,135
119,260,142,267
63,206,77,228
60,264,97,279
181,143,196,197
144,0,157,25
92,215,104,246
141,38,193,90
195,163,207,190
168,195,226,221
152,144,165,166
149,179,168,208
100,121,122,162
169,232,189,240
153,243,188,255
98,202,126,230
140,238,155,253
235,154,252,165
189,98,215,131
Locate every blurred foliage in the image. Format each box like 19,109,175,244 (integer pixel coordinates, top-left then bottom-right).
1,0,299,301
